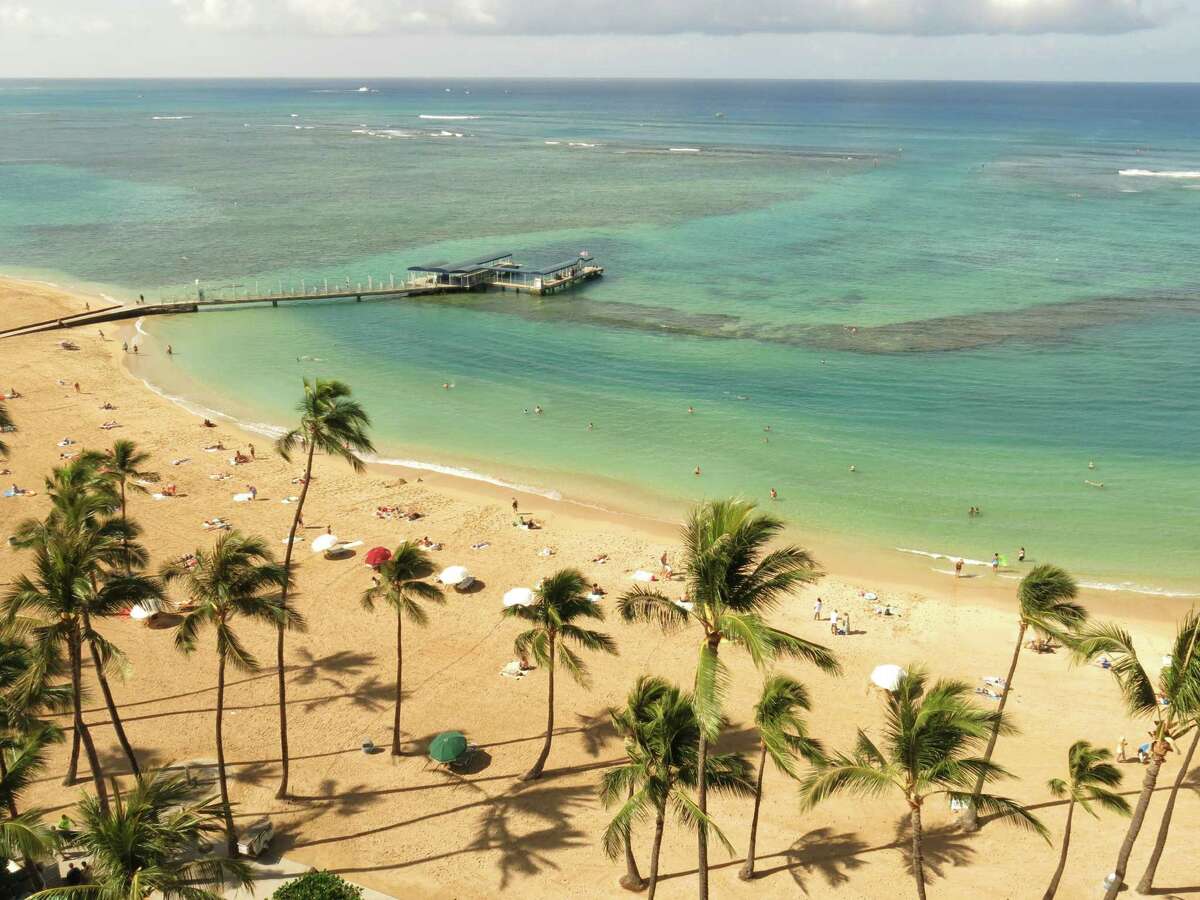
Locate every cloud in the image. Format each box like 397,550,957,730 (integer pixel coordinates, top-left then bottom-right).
0,3,110,34
169,0,1179,36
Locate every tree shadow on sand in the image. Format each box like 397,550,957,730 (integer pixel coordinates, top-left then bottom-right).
890,816,974,885
778,827,871,891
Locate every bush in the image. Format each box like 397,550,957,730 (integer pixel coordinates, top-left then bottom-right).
273,870,363,900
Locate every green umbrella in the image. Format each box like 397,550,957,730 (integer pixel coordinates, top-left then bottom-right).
429,731,468,763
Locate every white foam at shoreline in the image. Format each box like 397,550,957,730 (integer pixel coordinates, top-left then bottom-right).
419,115,480,120
136,370,565,501
151,116,192,121
1119,169,1200,179
897,547,1198,598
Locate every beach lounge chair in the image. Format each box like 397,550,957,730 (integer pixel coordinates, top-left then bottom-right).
237,819,274,858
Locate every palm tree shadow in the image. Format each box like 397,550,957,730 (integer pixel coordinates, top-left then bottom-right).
891,816,974,883
466,780,593,889
288,647,376,691
573,709,617,758
778,827,870,890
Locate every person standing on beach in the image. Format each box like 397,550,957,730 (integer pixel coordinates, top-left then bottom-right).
813,597,822,620
955,558,964,578
248,443,255,460
1018,546,1026,562
512,498,519,514
990,552,1000,572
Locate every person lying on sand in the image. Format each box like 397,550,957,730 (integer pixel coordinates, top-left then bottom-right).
99,401,115,410
171,457,190,466
592,553,609,564
204,442,225,451
201,419,217,428
100,421,120,430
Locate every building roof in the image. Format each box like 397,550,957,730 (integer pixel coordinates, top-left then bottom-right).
407,252,513,275
525,258,588,276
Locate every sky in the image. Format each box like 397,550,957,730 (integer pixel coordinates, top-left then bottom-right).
0,0,1197,80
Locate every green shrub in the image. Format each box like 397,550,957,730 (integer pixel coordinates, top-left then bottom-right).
273,870,363,900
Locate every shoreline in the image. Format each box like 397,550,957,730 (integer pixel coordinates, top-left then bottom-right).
4,270,1195,610
125,300,1198,610
2,274,1197,898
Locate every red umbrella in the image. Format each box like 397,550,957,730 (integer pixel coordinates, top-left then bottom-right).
364,546,391,567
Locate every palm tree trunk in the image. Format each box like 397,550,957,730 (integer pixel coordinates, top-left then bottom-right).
215,652,238,858
910,801,928,900
739,744,768,880
1103,750,1166,900
523,633,556,780
647,802,667,900
83,613,139,776
391,613,403,756
66,725,81,786
620,782,646,892
1135,728,1199,895
1042,798,1075,900
696,637,720,900
964,621,1026,832
69,627,108,813
0,753,17,817
274,437,315,799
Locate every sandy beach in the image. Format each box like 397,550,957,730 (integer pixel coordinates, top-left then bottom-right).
1,276,1196,898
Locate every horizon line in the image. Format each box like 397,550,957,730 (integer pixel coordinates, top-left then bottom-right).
2,75,1199,85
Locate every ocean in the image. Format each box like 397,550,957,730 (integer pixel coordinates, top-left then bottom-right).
2,79,1198,594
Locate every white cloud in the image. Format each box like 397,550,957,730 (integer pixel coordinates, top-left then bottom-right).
0,3,110,34
168,0,1180,36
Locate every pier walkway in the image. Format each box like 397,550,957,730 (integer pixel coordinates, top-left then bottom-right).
0,250,603,339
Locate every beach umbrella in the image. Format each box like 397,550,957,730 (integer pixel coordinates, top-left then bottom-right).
429,730,467,764
503,587,534,608
870,664,906,692
365,546,391,567
129,605,154,621
311,533,338,554
439,565,471,587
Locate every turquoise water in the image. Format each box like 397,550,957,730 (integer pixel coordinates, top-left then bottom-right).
2,80,1198,592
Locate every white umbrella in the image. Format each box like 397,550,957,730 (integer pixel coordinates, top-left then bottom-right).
439,565,471,587
311,533,338,553
870,664,906,692
129,605,154,621
503,587,534,608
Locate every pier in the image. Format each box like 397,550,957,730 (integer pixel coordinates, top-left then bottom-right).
0,250,603,339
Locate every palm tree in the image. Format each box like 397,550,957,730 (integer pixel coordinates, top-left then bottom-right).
11,458,157,779
739,674,823,880
1042,740,1129,900
607,675,674,892
1136,719,1200,894
504,569,616,780
801,667,1046,900
360,541,444,756
0,400,11,458
96,439,159,548
1073,612,1200,900
273,378,373,798
5,527,118,808
163,532,301,856
28,768,252,899
0,727,60,889
601,679,754,899
963,564,1086,831
618,499,838,899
